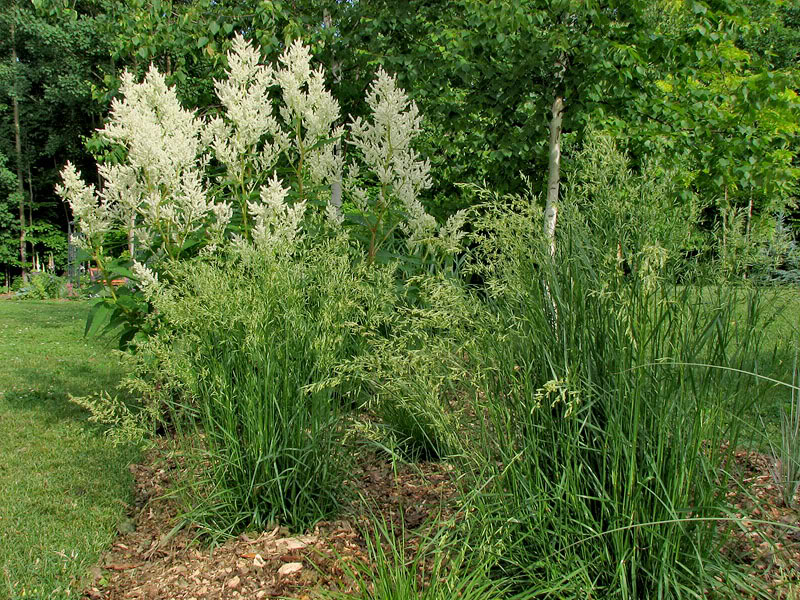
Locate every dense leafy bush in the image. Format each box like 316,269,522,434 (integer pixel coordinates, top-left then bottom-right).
14,272,67,300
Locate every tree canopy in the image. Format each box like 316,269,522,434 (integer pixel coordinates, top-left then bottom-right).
0,0,797,281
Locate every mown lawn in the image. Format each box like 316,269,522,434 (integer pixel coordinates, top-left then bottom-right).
0,300,138,600
738,286,800,449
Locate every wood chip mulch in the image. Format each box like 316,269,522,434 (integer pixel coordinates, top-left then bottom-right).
723,448,800,598
82,441,458,600
82,442,800,599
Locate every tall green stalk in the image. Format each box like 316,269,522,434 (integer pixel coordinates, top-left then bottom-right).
459,212,768,598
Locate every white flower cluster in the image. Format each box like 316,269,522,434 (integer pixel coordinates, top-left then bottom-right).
347,69,463,256
208,36,287,198
208,35,343,232
103,67,228,257
348,69,432,226
103,67,203,189
276,40,344,190
57,65,234,267
56,162,113,252
248,175,306,251
59,36,466,275
131,260,160,300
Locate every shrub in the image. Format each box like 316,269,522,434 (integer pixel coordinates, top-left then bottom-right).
15,272,67,300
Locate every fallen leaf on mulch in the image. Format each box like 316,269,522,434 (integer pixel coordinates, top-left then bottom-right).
278,562,303,576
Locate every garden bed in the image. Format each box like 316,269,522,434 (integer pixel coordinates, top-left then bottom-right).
84,438,459,599
83,439,800,600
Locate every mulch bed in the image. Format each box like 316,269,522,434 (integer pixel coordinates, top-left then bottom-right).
723,448,800,597
82,441,458,599
82,442,800,599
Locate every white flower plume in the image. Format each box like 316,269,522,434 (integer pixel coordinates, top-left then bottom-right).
347,69,459,255
275,40,343,188
95,66,223,258
212,35,287,182
102,67,205,191
248,175,306,250
56,162,114,251
132,260,160,300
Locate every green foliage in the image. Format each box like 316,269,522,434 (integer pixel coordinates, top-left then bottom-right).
0,0,115,278
0,300,137,598
633,0,800,274
347,274,480,461
765,346,800,508
563,128,713,280
126,234,395,538
323,516,505,600
93,0,321,108
0,150,18,273
15,271,64,299
348,171,774,596
25,221,68,270
331,0,663,204
461,204,768,597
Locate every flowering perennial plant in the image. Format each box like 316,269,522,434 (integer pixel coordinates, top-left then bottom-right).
56,163,113,254
101,67,219,260
57,35,464,318
347,69,467,263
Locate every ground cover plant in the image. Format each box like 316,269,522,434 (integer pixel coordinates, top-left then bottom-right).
0,300,137,599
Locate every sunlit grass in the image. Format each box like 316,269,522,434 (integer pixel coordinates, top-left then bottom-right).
0,300,137,600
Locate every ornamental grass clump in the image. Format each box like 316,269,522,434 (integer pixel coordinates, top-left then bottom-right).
767,347,800,507
458,199,769,598
344,273,482,461
57,35,464,535
133,235,393,538
322,516,505,600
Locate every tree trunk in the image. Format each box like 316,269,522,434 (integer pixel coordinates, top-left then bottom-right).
11,16,27,281
544,94,564,257
27,162,33,262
